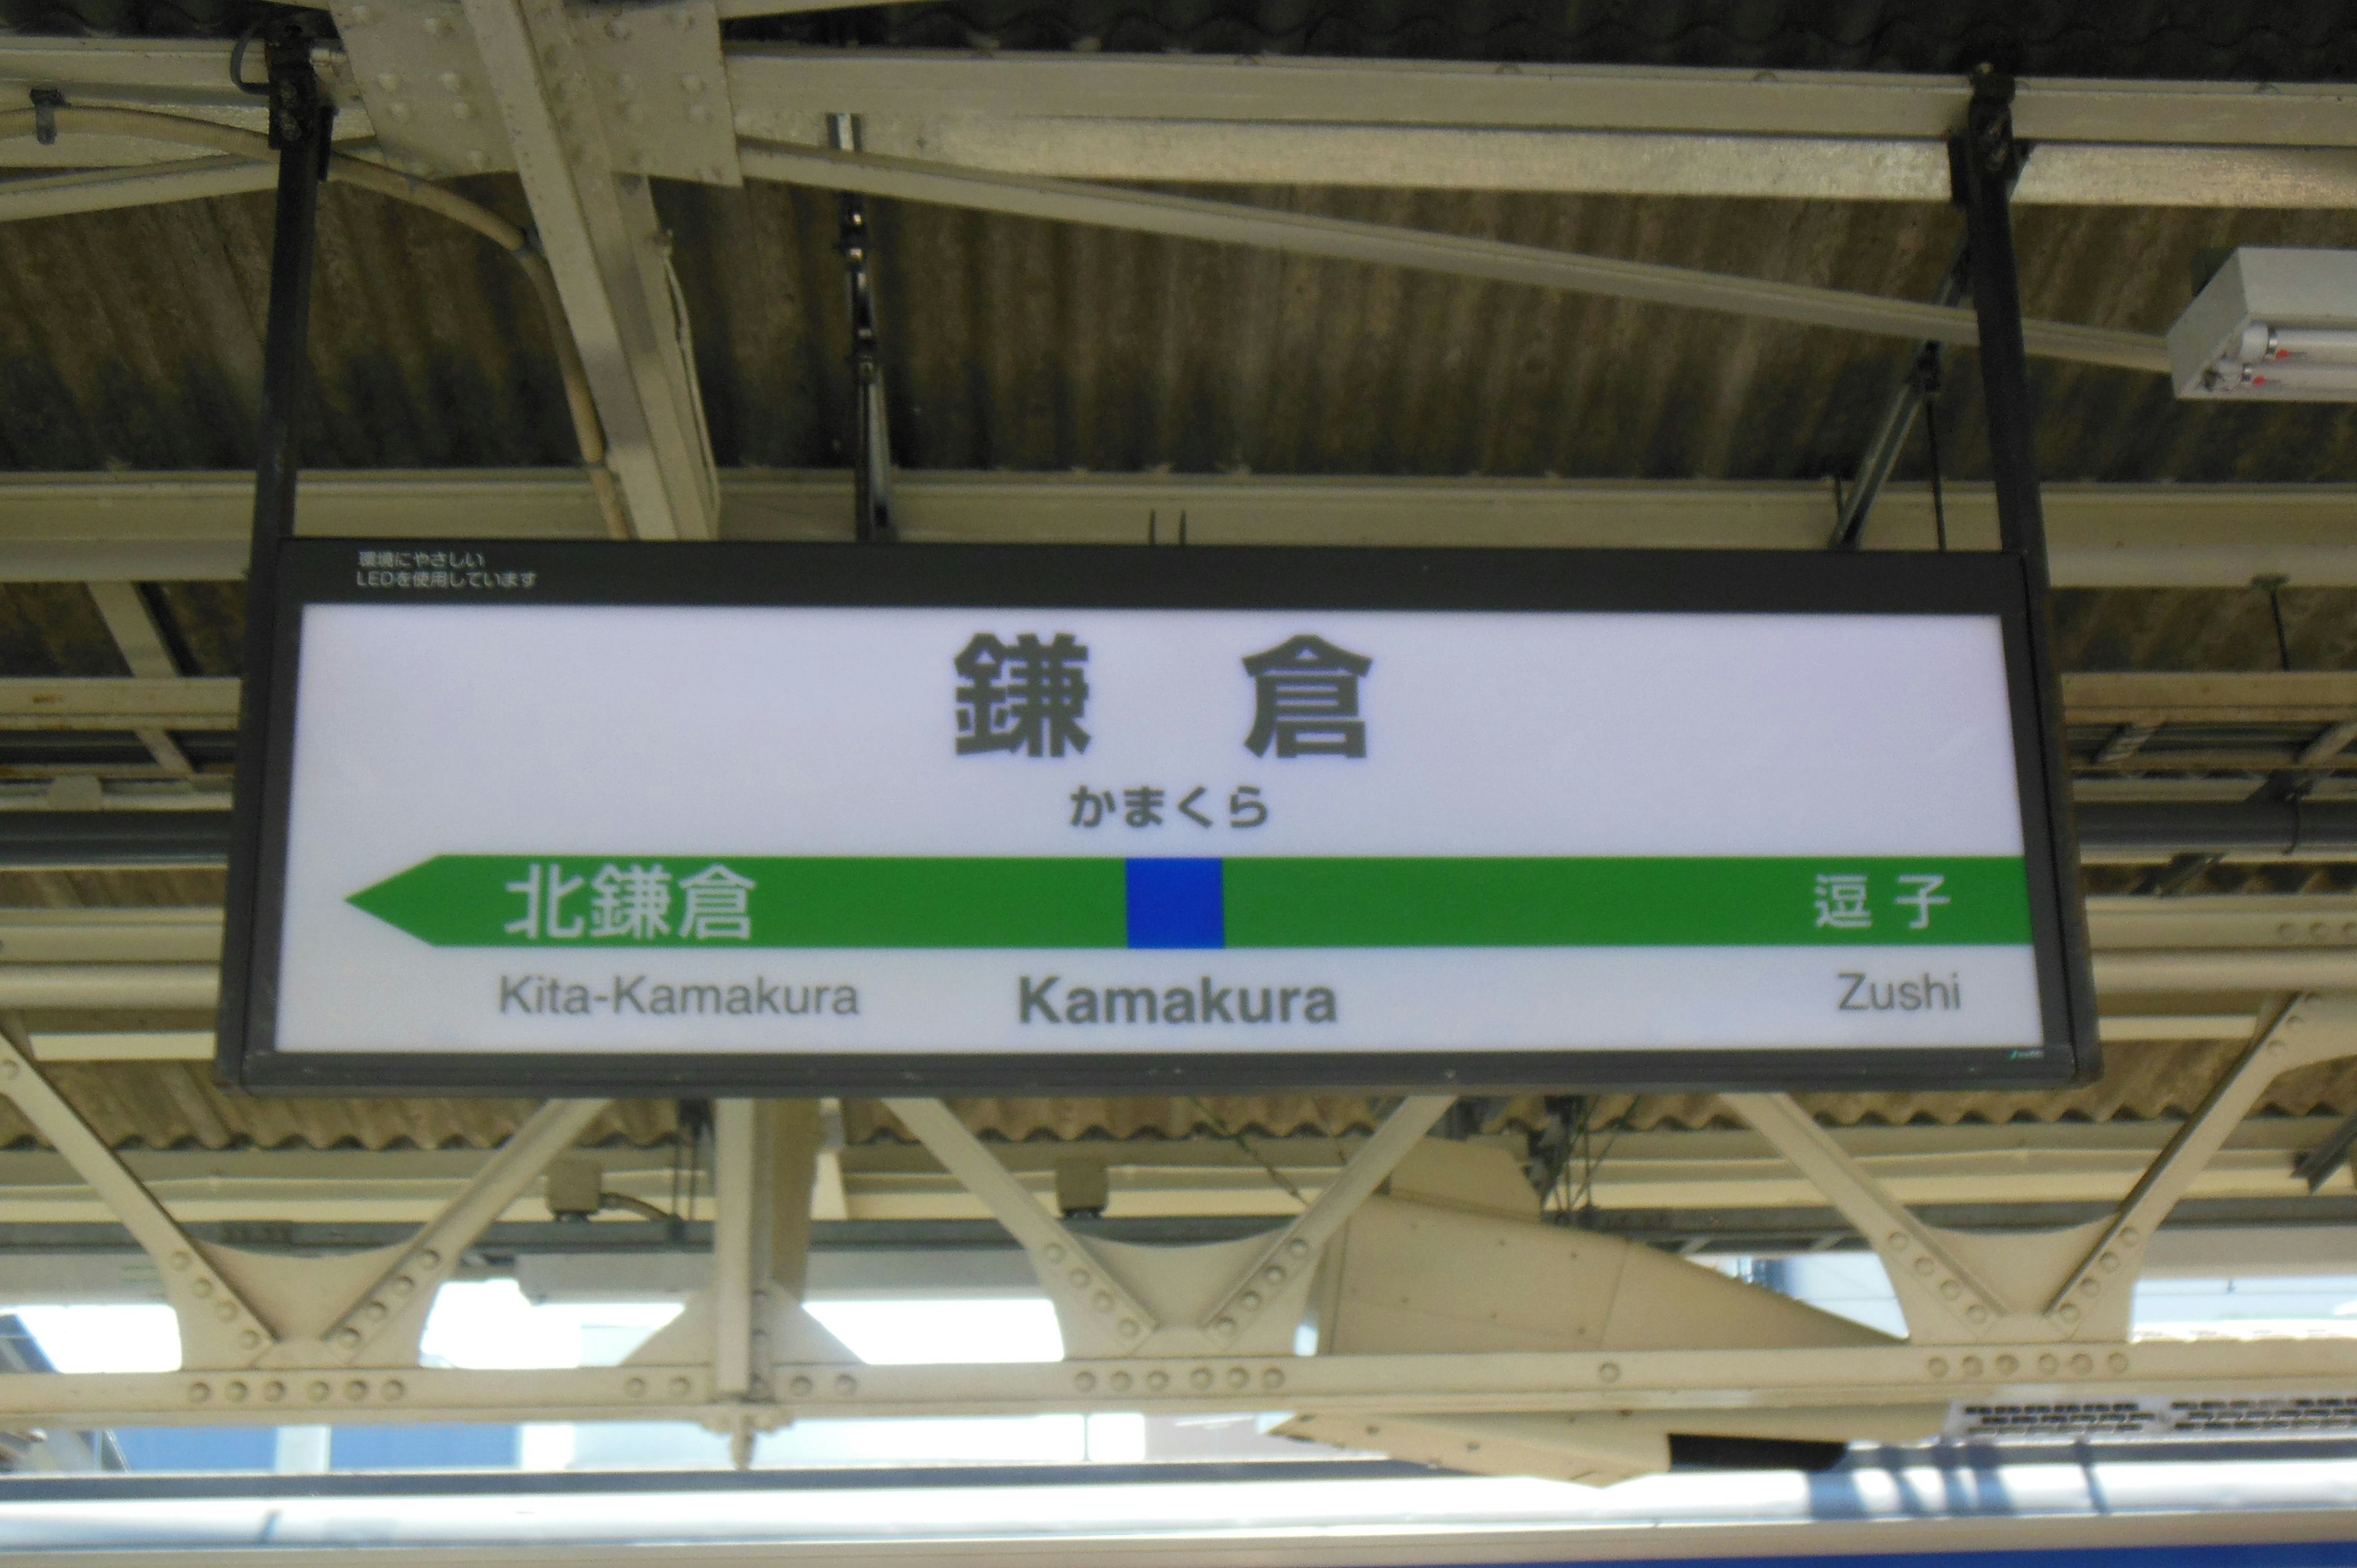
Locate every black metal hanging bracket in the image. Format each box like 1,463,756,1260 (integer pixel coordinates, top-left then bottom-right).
233,12,335,177
213,8,334,1087
1948,61,2102,1081
28,87,62,147
1949,68,2026,201
831,112,897,544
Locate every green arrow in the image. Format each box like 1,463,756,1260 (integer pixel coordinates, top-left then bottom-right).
347,855,1126,949
346,854,2034,949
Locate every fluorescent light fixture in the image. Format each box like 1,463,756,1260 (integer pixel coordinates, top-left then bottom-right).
2170,247,2357,400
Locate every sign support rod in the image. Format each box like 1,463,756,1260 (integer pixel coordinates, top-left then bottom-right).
216,20,330,1081
1952,65,2099,1072
830,112,897,544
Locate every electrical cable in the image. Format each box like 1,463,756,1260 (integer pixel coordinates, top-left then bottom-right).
1924,380,1948,552
0,104,630,541
1188,1097,1309,1208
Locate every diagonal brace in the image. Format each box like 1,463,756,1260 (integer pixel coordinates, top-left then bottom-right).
884,1097,1159,1354
0,1016,277,1367
2045,993,2357,1316
314,1098,611,1364
1726,1092,2005,1338
2294,1105,2357,1193
1196,1094,1455,1345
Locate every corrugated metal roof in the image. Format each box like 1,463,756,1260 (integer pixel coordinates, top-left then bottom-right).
672,183,2357,484
0,1062,676,1150
0,1035,2336,1155
751,1,2357,82
14,0,2356,80
10,181,2357,487
11,583,2357,681
851,1041,2357,1146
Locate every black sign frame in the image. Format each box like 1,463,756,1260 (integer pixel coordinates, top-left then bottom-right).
220,539,2097,1097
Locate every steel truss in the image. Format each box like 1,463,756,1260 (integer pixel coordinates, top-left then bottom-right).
0,995,2351,1480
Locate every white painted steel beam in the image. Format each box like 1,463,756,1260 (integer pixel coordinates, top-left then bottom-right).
12,37,2356,151
458,0,720,540
0,964,217,1010
0,676,237,720
0,156,279,221
0,1011,2255,1065
13,39,2357,206
747,117,2357,208
722,53,2357,205
14,112,2357,210
7,1335,2357,1427
724,51,2357,147
738,144,2166,374
0,1018,278,1367
0,1117,2338,1227
4,471,2354,587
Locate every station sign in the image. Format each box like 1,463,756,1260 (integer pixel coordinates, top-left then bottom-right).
220,541,2094,1094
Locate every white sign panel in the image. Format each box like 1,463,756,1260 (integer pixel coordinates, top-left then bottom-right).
234,545,2077,1093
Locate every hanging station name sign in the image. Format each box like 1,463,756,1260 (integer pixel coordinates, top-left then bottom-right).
220,541,2093,1095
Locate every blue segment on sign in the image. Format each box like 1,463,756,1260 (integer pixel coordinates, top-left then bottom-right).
1124,859,1225,949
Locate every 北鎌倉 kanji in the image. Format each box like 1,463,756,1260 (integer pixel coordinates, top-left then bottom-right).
955,632,1091,757
1243,634,1372,757
678,862,756,941
590,863,673,941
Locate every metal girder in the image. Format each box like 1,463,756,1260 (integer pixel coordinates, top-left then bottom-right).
2,1116,2355,1237
328,0,740,181
2069,671,2357,726
720,52,2357,206
0,158,279,223
624,1099,850,1441
14,39,2357,206
2042,997,2357,1315
739,143,2165,376
85,578,193,778
725,51,2357,147
12,37,2357,148
883,1096,1169,1354
15,113,2357,214
7,1025,2357,1447
1287,1141,1938,1483
733,118,2357,208
0,1011,2277,1064
883,1095,1452,1358
308,1097,611,1369
457,0,721,541
1728,992,2357,1346
84,584,176,680
0,1041,605,1375
0,676,236,719
0,1016,279,1368
3,670,2344,743
6,1334,2357,1429
0,37,364,166
9,472,2357,587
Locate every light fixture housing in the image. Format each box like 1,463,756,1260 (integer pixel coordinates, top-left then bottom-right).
2168,247,2357,401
